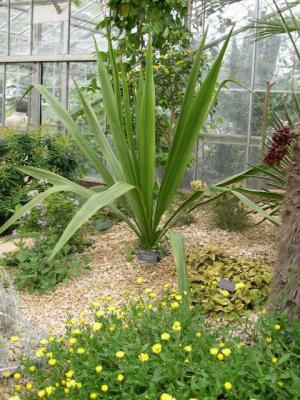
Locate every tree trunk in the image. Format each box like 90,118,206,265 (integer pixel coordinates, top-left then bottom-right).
270,144,300,321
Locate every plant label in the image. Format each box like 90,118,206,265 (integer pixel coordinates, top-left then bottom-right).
217,278,236,292
138,250,158,265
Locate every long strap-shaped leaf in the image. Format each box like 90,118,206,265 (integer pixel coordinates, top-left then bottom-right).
154,30,232,227
18,166,93,198
0,185,81,234
73,81,123,182
34,84,112,183
48,182,134,260
136,37,156,220
94,41,136,185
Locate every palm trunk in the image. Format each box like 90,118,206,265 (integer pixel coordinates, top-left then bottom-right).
270,145,300,321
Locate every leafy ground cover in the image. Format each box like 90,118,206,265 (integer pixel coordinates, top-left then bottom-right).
3,284,300,400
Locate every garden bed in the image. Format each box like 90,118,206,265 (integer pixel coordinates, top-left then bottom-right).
14,209,277,334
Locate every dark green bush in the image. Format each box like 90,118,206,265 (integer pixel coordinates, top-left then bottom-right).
0,126,86,229
213,193,251,232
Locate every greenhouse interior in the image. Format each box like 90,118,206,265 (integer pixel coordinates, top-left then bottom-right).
0,1,300,399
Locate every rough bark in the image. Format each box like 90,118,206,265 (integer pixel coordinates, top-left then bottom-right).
270,144,300,321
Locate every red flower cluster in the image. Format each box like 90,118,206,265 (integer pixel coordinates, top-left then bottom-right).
263,127,297,166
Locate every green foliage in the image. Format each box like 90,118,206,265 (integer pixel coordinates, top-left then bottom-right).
187,247,272,315
17,193,92,253
7,289,300,399
213,192,251,232
0,126,85,229
100,0,190,58
0,32,233,255
0,235,90,293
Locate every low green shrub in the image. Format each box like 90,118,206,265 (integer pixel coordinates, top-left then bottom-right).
187,247,272,315
17,193,92,253
0,234,90,292
4,287,300,399
213,193,251,232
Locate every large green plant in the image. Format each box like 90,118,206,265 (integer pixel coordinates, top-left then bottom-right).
0,31,234,257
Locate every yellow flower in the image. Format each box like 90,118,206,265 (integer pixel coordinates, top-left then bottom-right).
3,370,11,378
175,295,182,301
10,336,20,343
224,381,232,391
219,342,225,348
69,338,77,345
92,301,101,308
171,302,180,309
38,390,46,398
77,348,85,354
77,382,82,388
172,321,181,331
92,322,102,331
13,373,21,381
277,381,284,388
195,332,202,338
49,336,55,342
48,358,56,366
35,348,45,358
65,370,74,378
26,383,33,391
116,351,125,359
9,397,20,400
160,394,175,400
184,345,192,352
136,277,144,285
101,384,109,392
138,352,149,362
95,365,103,373
29,366,36,373
96,310,105,317
15,385,22,392
161,332,170,341
45,387,54,395
274,324,281,331
117,374,124,382
272,357,278,364
64,388,70,394
149,292,156,299
144,288,152,294
210,347,218,356
90,393,98,399
152,343,162,354
222,348,231,357
266,336,272,343
217,353,224,361
40,339,48,345
147,304,153,310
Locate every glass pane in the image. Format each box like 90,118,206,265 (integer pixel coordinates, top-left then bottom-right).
0,0,8,55
251,91,299,137
196,142,247,184
208,90,250,137
32,1,69,54
5,64,32,123
70,0,108,53
68,62,97,111
41,62,67,124
205,0,256,43
10,0,31,55
0,64,4,124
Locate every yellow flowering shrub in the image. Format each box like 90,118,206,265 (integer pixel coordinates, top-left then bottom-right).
3,286,300,400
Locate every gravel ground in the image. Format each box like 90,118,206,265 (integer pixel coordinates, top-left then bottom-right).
16,209,278,334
